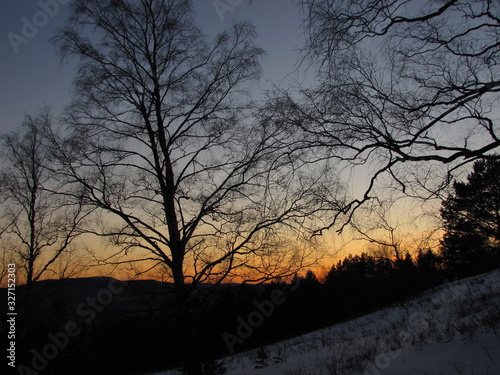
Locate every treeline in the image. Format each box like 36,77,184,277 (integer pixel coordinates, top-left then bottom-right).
11,247,500,375
207,247,500,359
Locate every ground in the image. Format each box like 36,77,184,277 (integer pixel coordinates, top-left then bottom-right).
148,269,500,375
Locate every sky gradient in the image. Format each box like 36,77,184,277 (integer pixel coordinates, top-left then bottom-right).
0,1,445,273
0,0,305,134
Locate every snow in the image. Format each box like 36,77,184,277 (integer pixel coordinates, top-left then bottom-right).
147,269,500,375
366,332,500,375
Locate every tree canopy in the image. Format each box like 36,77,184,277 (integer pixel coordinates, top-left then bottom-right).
263,0,500,232
49,2,337,372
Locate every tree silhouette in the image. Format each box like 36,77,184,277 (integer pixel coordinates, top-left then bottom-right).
0,108,88,287
0,108,91,343
440,158,500,271
50,1,334,372
264,0,500,233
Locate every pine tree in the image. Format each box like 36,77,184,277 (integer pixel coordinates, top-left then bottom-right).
440,158,500,271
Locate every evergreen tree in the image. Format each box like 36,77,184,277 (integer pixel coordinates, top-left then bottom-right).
440,158,500,271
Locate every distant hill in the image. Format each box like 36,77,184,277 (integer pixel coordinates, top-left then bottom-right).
1,277,176,322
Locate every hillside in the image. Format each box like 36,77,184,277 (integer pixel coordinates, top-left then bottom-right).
149,269,500,375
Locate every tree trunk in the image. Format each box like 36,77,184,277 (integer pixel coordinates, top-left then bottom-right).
172,261,203,375
176,289,203,375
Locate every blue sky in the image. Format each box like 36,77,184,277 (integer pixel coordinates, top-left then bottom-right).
0,0,305,133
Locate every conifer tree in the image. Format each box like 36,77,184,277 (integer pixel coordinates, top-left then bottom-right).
441,158,500,270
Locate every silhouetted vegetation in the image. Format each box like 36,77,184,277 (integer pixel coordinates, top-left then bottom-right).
441,158,500,273
4,238,500,374
1,1,499,374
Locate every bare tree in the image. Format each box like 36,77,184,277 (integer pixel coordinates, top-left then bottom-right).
265,0,500,233
347,195,442,261
50,1,336,372
0,108,88,287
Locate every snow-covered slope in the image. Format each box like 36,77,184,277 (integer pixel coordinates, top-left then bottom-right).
150,269,500,375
